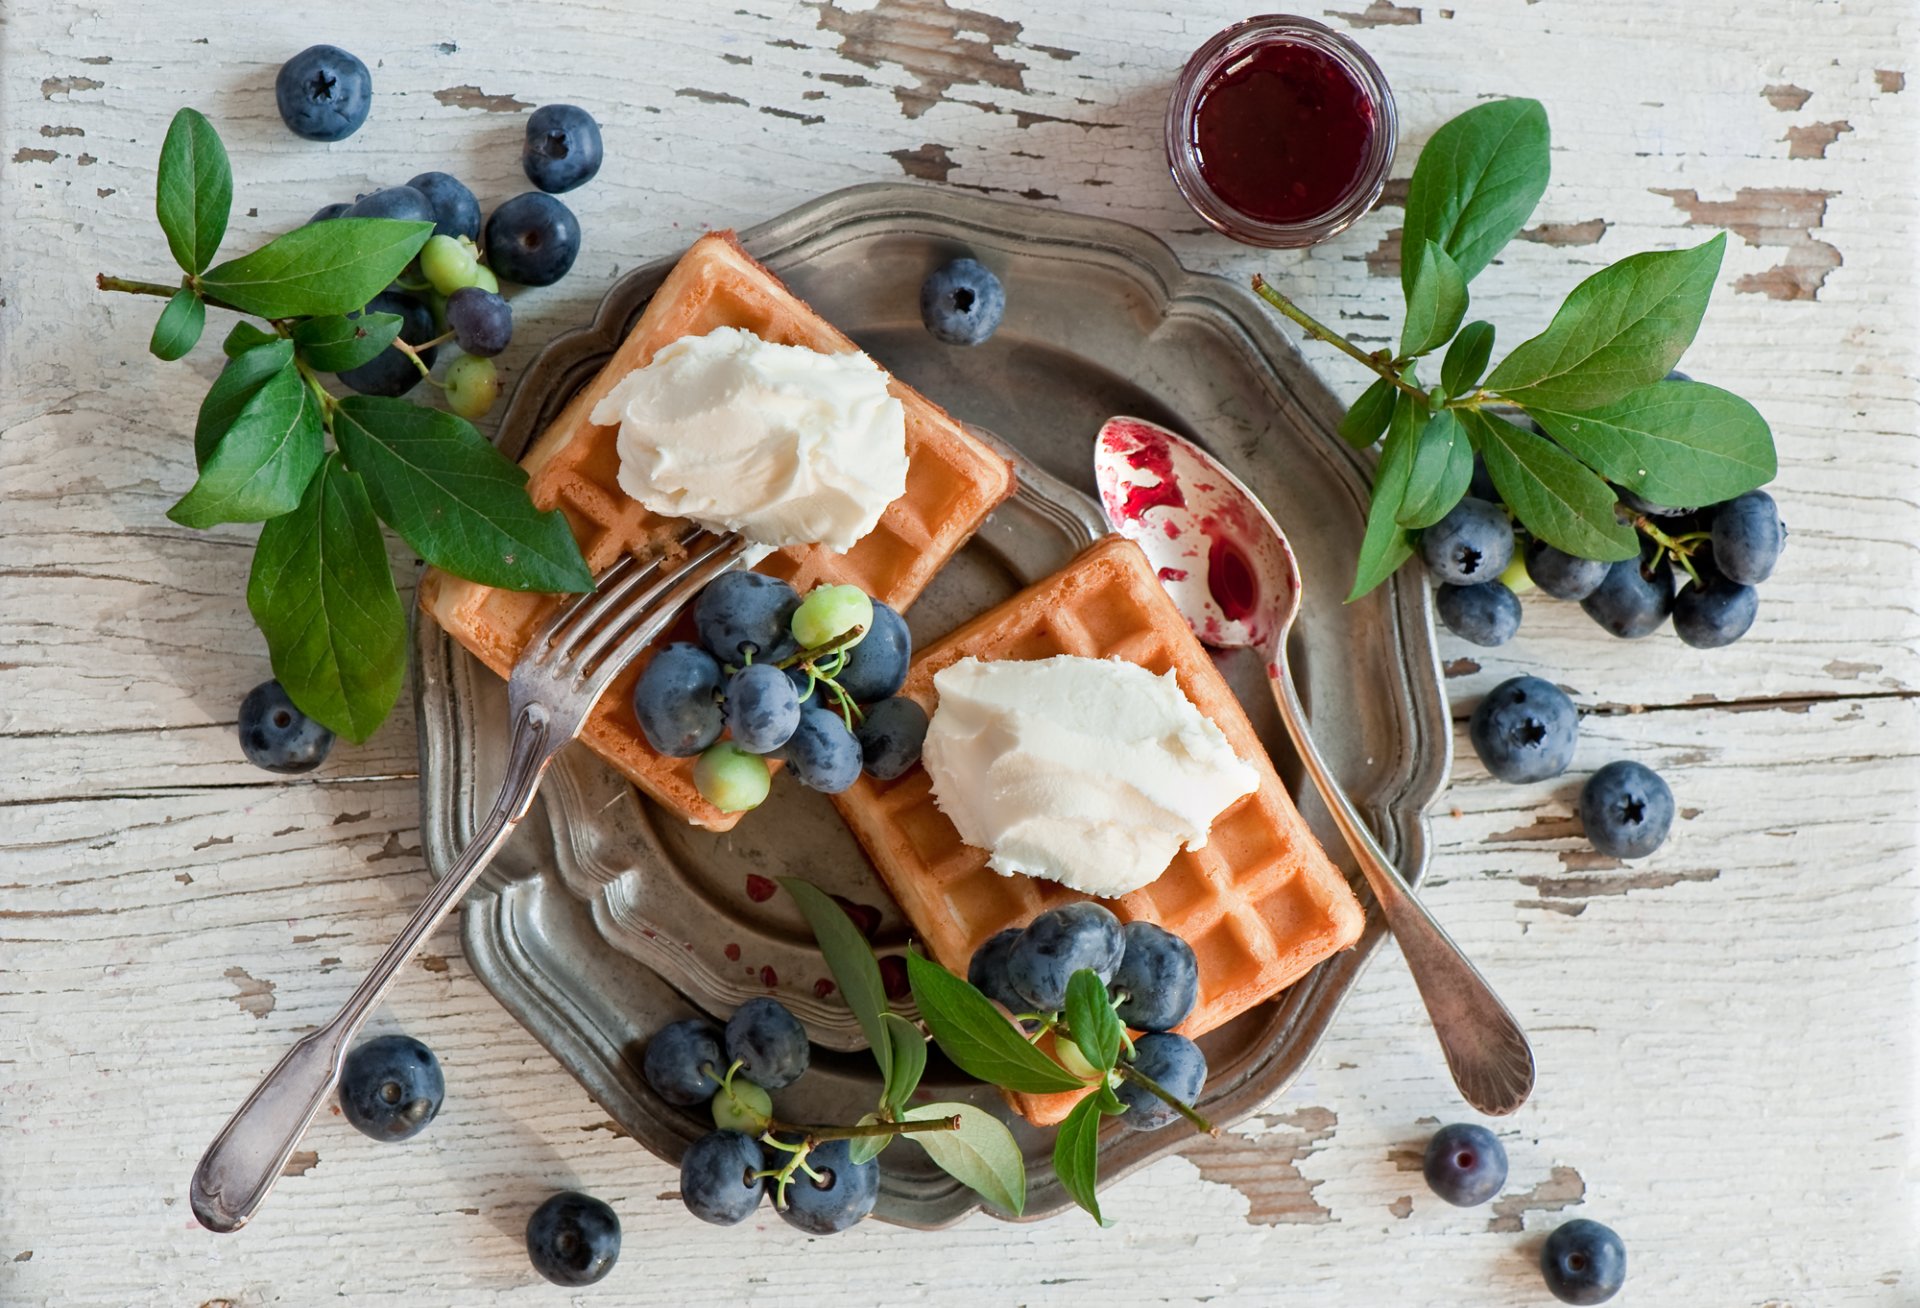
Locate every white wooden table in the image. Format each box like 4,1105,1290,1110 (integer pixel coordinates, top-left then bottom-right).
4,2,1914,1303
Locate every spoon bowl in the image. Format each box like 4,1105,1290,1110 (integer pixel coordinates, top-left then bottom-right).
1093,415,1534,1117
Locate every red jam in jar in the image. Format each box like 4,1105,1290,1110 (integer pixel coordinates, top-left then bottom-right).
1166,16,1397,248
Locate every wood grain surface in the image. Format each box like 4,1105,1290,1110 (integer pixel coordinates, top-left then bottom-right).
2,2,1914,1304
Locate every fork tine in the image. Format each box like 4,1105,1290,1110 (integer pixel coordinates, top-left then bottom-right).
566,532,747,678
581,537,752,697
529,526,706,660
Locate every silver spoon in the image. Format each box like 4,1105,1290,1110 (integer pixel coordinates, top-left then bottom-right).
1093,415,1534,1116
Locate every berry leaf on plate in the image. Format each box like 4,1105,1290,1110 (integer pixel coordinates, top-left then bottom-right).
331,396,594,592
155,107,231,276
1466,410,1639,562
169,362,322,527
904,1102,1027,1215
1063,968,1122,1073
198,217,433,319
148,287,205,362
880,1011,927,1117
906,950,1086,1095
1052,1092,1114,1226
779,877,893,1088
1399,97,1550,293
291,311,404,373
247,451,407,742
1486,234,1725,411
1523,380,1776,507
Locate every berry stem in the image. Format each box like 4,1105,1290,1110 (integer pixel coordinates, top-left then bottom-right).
96,272,252,319
390,336,438,383
767,1114,960,1142
1115,1064,1218,1137
295,360,339,417
1632,515,1705,585
1251,276,1426,402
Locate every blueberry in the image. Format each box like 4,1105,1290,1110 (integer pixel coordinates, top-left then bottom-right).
442,287,513,357
1114,1032,1207,1131
307,201,351,224
631,643,725,757
1421,497,1512,585
485,192,581,287
404,171,482,241
1006,901,1125,1012
1673,565,1758,648
1468,675,1578,784
1617,488,1696,518
1467,452,1499,504
1665,368,1692,383
680,1131,766,1226
1109,920,1199,1033
346,185,436,225
777,1138,878,1235
525,1191,619,1287
1710,489,1784,585
695,572,801,667
920,257,1005,346
642,1017,725,1106
337,290,436,397
338,1034,443,1142
725,996,809,1089
967,926,1031,1018
1579,761,1674,859
1421,1122,1508,1206
834,600,910,702
854,696,928,780
522,104,604,194
1524,538,1608,601
725,662,802,755
275,45,371,142
237,679,333,773
1580,539,1673,639
1435,581,1521,647
782,705,862,794
1541,1218,1627,1304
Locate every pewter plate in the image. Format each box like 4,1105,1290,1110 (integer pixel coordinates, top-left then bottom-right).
416,183,1451,1228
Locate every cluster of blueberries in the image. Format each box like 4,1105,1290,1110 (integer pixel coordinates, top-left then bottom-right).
1422,1122,1627,1304
970,901,1209,1130
644,997,885,1235
274,45,604,417
632,571,930,813
332,1033,622,1286
1471,675,1674,860
1423,381,1786,651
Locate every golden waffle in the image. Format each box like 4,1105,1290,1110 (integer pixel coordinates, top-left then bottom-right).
420,232,1015,832
830,535,1365,1124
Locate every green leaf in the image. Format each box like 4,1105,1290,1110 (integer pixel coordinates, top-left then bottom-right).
332,396,593,592
906,950,1087,1095
1064,969,1122,1073
1486,235,1727,411
881,1012,927,1117
779,878,892,1089
1465,410,1638,561
1052,1093,1111,1226
199,218,433,319
149,288,204,361
293,312,404,372
156,107,230,275
1396,410,1474,529
169,365,322,527
222,320,280,359
247,451,407,743
846,1118,890,1167
1338,376,1399,449
906,1102,1027,1215
1347,392,1423,601
1401,98,1550,294
1523,381,1776,506
196,339,296,465
1441,320,1496,397
1400,241,1468,357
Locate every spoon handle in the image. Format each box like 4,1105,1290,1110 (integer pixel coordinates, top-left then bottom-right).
1268,651,1535,1116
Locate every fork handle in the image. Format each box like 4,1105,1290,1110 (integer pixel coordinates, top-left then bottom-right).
189,704,559,1233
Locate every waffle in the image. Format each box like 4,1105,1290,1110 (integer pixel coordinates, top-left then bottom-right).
420,232,1015,831
831,535,1365,1124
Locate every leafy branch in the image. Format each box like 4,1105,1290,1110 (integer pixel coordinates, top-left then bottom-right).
100,108,591,742
1251,98,1777,601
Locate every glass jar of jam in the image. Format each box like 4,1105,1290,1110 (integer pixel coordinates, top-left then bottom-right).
1166,15,1397,248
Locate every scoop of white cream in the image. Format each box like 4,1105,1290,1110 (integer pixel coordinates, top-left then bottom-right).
590,326,908,553
921,655,1260,897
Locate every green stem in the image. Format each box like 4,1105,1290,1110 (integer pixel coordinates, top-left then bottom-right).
767,1114,959,1142
390,336,437,384
96,271,252,319
1632,516,1704,585
1115,1064,1218,1137
773,624,868,672
1251,275,1426,401
295,359,338,417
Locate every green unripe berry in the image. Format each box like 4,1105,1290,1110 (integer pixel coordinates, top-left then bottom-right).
693,742,771,813
1498,552,1535,595
471,263,500,294
711,1078,773,1133
1054,1035,1100,1081
421,233,482,296
424,290,449,336
443,354,501,420
791,584,874,650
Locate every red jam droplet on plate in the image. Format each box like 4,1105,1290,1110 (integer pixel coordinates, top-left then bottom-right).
1191,40,1376,226
1208,535,1259,622
723,942,741,962
744,874,777,903
759,965,779,987
813,977,836,999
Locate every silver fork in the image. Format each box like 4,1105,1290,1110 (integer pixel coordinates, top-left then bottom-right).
189,527,750,1234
